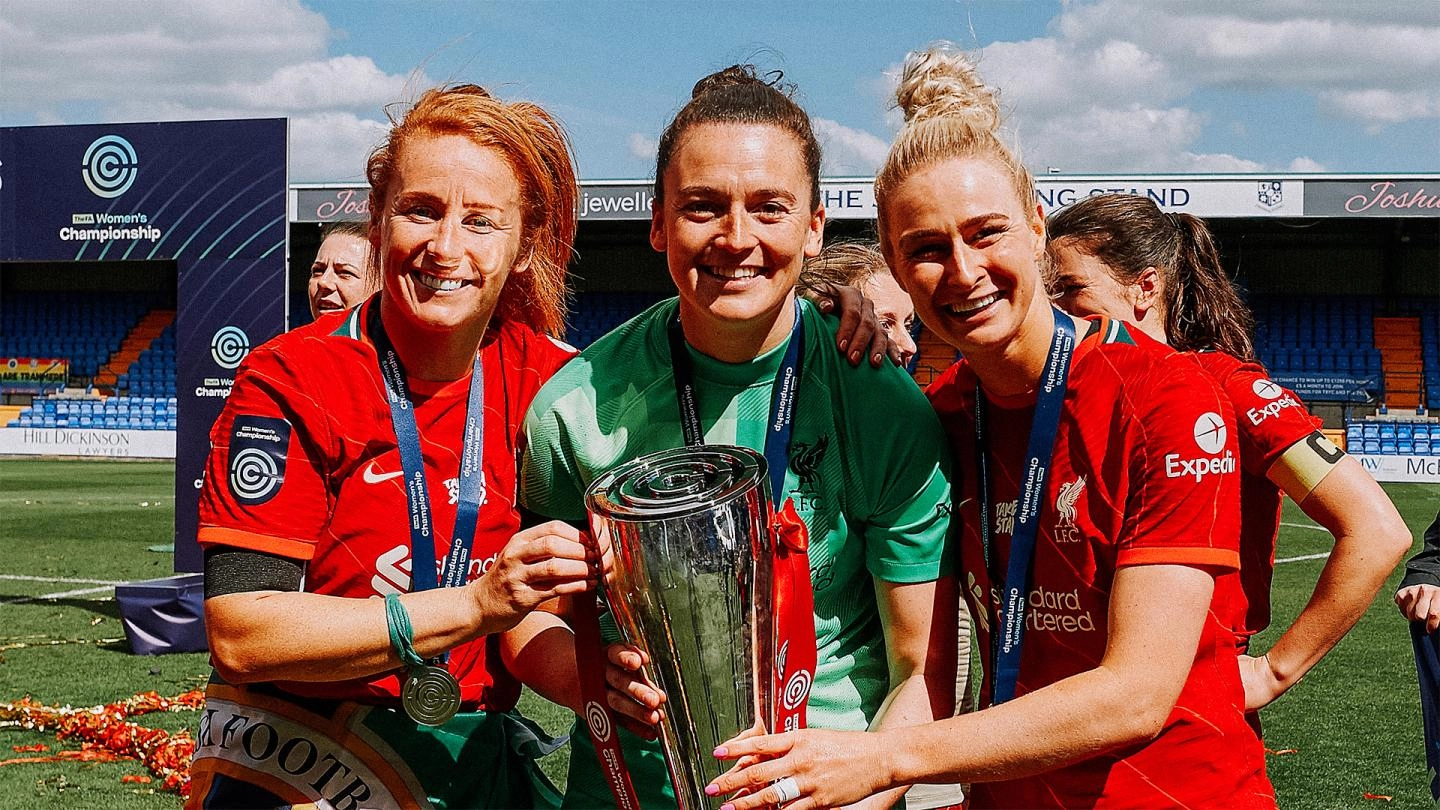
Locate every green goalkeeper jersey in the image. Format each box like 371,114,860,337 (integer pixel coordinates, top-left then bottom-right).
521,297,952,809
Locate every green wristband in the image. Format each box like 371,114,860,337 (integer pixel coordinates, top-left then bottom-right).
384,592,426,668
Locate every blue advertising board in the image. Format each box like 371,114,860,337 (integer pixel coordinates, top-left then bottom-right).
0,119,287,571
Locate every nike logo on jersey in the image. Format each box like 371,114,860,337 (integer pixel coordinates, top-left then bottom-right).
363,461,404,484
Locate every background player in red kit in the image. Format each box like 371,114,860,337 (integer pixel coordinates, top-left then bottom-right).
709,43,1275,809
1046,192,1410,722
189,85,594,809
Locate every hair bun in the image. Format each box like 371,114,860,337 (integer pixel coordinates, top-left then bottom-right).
894,43,1000,133
691,64,795,100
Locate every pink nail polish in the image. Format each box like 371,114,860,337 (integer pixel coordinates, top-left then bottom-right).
713,746,728,757
705,784,720,796
721,804,736,810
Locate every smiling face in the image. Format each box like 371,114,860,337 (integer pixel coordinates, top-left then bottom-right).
883,156,1049,361
371,133,526,342
650,122,824,361
308,232,373,318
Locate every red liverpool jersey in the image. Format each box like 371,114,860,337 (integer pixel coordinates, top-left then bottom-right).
198,299,575,710
927,317,1274,809
1194,351,1322,644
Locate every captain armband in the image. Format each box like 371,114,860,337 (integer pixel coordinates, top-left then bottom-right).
1267,430,1345,502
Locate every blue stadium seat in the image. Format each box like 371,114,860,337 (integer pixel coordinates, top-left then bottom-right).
1399,440,1415,455
1380,424,1397,440
1363,423,1380,439
1380,440,1398,455
1363,440,1381,454
1415,440,1431,455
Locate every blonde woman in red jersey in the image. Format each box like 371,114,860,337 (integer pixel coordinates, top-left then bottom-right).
1045,192,1410,725
708,43,1276,809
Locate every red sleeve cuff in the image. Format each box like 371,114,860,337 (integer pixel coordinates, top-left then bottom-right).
1117,546,1238,572
197,526,315,561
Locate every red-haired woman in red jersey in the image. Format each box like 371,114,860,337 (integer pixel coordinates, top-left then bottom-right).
709,43,1277,809
190,85,593,809
1046,192,1410,731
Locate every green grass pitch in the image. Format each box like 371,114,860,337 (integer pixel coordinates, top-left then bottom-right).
0,459,1435,807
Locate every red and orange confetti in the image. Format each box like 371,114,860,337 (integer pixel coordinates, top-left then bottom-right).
0,689,203,796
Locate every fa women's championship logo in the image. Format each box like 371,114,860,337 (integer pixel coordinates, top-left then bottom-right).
82,135,139,199
211,326,251,369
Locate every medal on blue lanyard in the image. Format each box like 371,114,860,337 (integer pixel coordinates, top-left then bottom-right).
668,298,803,502
369,303,485,725
975,305,1076,705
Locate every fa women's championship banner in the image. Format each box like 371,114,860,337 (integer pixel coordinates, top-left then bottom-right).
0,119,288,572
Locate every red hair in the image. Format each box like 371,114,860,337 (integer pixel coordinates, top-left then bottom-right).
367,84,578,337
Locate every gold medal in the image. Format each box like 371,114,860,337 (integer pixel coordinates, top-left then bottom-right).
401,663,462,726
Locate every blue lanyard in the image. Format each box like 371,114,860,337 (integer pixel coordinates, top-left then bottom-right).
368,304,485,596
975,306,1076,704
668,299,803,503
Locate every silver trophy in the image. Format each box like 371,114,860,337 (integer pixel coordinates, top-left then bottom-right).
586,445,777,810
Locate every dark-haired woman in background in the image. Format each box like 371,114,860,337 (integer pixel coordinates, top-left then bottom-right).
307,219,377,319
1046,193,1410,725
517,64,956,810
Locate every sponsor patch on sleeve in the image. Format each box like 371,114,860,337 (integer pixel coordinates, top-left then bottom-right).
227,415,291,505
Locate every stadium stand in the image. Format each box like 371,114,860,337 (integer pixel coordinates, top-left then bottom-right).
0,292,163,385
565,290,669,348
4,288,1434,438
3,292,177,430
10,394,178,431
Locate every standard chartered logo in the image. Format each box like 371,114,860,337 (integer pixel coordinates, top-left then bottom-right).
82,135,139,199
229,447,281,502
210,326,250,369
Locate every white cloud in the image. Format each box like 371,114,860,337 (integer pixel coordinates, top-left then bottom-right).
0,0,423,184
1320,89,1440,128
627,133,658,162
1020,103,1263,173
0,0,330,105
287,113,392,182
228,56,417,113
1052,1,1440,120
813,118,890,176
854,2,1439,174
1289,156,1328,172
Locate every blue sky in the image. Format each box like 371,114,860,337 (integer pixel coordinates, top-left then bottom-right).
3,1,1437,183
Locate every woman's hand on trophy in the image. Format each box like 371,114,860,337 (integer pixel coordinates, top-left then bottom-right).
707,728,893,810
470,521,597,636
604,643,667,739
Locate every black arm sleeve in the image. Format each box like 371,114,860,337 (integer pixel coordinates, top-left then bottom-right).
204,547,306,599
1399,510,1440,591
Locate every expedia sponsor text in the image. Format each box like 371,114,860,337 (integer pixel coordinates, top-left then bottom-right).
1165,450,1237,481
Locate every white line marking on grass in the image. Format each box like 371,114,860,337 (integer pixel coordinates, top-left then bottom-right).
36,585,115,599
1281,521,1328,532
0,584,117,605
0,574,125,586
1276,552,1332,564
